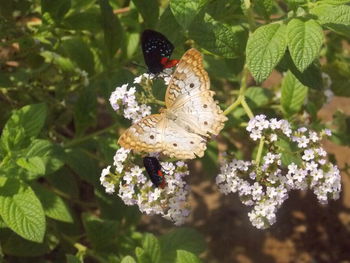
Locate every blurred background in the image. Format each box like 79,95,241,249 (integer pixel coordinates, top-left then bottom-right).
1,0,350,262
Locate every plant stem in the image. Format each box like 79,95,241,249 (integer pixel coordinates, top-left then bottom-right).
255,136,265,166
243,0,257,31
152,99,166,106
223,66,254,119
241,98,254,119
63,123,119,148
223,95,243,116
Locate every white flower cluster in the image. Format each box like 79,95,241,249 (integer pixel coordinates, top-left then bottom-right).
100,148,191,225
100,148,131,194
246,115,292,141
109,69,173,124
216,115,341,229
109,83,151,123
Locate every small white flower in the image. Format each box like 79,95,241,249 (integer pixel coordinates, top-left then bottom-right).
309,131,319,142
302,149,315,161
280,120,292,137
263,152,275,165
269,118,281,130
133,75,143,84
101,165,111,178
315,147,327,157
298,127,307,133
288,163,298,174
324,129,332,136
269,133,278,142
297,136,310,148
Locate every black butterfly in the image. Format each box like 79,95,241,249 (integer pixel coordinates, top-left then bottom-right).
143,157,166,188
141,29,178,74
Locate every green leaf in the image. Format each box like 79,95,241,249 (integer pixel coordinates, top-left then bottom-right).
142,233,160,263
0,177,46,242
132,0,159,28
157,7,184,46
83,214,119,252
2,232,58,257
160,228,205,263
48,168,79,199
189,13,248,58
245,87,273,108
32,184,73,223
121,256,137,263
61,37,95,75
281,71,308,116
254,0,274,19
135,247,149,263
202,141,219,177
40,50,76,72
176,250,202,263
330,110,350,146
286,0,306,10
24,139,65,176
65,148,99,186
324,59,350,97
66,254,83,263
74,85,97,136
276,138,302,166
205,0,241,23
0,103,47,152
95,188,141,223
246,23,287,82
311,4,350,36
318,0,350,4
287,18,324,72
16,157,46,175
277,52,323,90
170,0,207,29
41,0,71,21
99,0,123,58
63,8,102,32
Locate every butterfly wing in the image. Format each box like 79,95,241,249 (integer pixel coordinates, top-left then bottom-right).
118,114,164,153
118,114,206,159
165,48,210,107
171,90,227,137
165,48,227,137
141,29,174,74
161,118,207,159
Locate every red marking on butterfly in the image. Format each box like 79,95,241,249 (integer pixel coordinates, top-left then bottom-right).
160,57,179,69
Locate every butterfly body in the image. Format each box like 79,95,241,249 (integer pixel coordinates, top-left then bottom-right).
141,29,178,74
119,48,227,159
143,157,165,188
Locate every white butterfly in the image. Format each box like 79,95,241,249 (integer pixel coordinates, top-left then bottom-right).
118,48,227,159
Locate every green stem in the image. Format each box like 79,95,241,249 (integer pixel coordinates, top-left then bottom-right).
223,95,243,116
241,98,254,119
243,0,257,31
255,136,265,166
151,99,166,106
223,66,254,119
63,123,119,148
